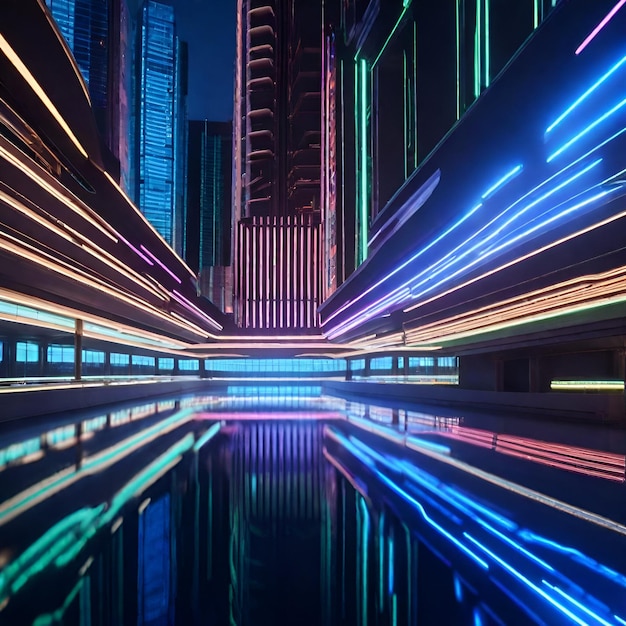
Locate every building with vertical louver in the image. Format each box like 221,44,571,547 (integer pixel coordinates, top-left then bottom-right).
134,0,186,252
232,0,326,331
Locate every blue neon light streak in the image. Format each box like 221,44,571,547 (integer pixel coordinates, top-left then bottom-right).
481,165,523,199
547,98,626,162
546,55,626,134
476,519,554,572
323,200,483,328
519,530,626,587
376,471,489,569
404,162,604,301
464,533,590,626
615,614,626,625
327,155,604,338
541,580,614,626
405,435,451,455
443,487,517,532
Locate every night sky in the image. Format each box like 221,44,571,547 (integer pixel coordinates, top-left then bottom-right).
174,0,237,122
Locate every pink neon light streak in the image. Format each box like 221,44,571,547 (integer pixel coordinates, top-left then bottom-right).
119,234,153,265
139,245,182,284
171,289,223,330
576,0,626,55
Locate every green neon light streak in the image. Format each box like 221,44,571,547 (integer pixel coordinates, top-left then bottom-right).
358,496,370,625
534,0,540,28
378,511,385,603
403,51,408,180
485,0,490,87
32,578,85,626
372,3,412,69
358,58,369,265
1,434,194,605
193,422,222,451
474,0,481,98
413,20,418,166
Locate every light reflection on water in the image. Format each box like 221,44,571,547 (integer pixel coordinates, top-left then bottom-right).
0,386,625,625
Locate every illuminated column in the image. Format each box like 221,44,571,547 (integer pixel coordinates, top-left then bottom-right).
355,57,370,267
74,318,83,381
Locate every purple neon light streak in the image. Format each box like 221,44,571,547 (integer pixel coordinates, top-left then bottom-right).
119,234,153,265
171,289,223,330
576,0,626,55
140,245,182,284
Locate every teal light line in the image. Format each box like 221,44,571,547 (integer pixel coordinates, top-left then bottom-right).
484,0,490,87
193,422,222,451
372,3,412,69
359,58,369,264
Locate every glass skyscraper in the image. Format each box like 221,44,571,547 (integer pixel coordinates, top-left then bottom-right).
45,0,131,191
134,0,186,251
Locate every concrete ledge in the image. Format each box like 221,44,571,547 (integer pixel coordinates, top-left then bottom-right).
323,381,626,425
0,378,223,423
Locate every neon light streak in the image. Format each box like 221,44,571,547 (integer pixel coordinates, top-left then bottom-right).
372,3,412,69
103,172,197,280
534,0,540,28
358,497,370,626
329,158,600,338
193,422,222,451
541,581,614,626
406,162,605,302
171,290,223,330
576,0,626,55
323,201,483,328
546,55,626,134
140,245,182,284
484,0,490,87
476,519,554,571
0,144,116,241
481,164,522,199
615,615,626,625
376,471,489,569
0,34,88,158
464,534,590,626
547,97,626,162
359,58,368,264
117,233,154,265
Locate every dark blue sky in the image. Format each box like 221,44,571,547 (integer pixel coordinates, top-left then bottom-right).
174,0,236,121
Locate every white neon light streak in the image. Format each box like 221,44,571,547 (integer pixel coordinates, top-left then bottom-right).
576,0,626,55
0,144,116,241
0,34,88,158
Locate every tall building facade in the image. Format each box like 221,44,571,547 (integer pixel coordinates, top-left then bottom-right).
133,0,187,252
186,120,233,313
44,0,131,190
232,0,327,331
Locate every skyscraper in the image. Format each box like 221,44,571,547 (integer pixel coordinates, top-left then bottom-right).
232,0,326,331
186,120,233,313
44,0,131,189
133,0,187,252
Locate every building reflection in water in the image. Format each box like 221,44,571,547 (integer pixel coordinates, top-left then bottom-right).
0,389,625,625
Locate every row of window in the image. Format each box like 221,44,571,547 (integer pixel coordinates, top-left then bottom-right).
3,342,457,377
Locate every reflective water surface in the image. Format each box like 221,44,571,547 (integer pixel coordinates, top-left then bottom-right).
1,385,626,625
